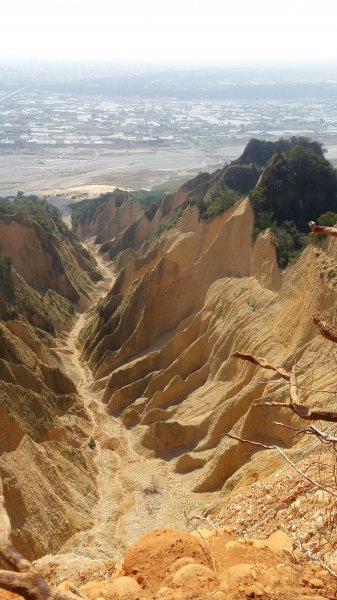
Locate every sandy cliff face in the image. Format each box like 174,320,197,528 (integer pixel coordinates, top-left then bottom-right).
0,213,100,305
81,194,337,503
3,168,337,574
74,174,209,262
0,210,103,560
75,194,143,244
0,320,97,560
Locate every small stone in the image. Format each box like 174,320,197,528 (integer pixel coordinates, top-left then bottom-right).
308,578,324,589
109,576,142,596
250,568,257,580
317,568,329,578
315,490,330,504
292,499,301,511
245,585,263,598
315,516,324,530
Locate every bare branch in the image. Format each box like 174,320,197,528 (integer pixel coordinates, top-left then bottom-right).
232,352,290,380
273,422,337,444
305,426,337,444
313,316,337,344
224,433,337,498
295,542,337,579
289,367,299,404
186,514,219,533
309,221,337,238
234,349,337,423
273,421,306,433
184,510,217,573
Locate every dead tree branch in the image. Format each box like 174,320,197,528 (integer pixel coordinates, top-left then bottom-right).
232,352,291,380
309,221,337,238
273,422,337,444
224,433,337,498
295,542,337,579
234,350,337,422
0,478,78,600
184,510,217,573
313,316,337,344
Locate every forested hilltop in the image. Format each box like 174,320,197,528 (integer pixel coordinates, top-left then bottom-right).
71,136,337,268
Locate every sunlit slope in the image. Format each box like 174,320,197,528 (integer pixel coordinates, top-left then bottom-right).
81,187,337,497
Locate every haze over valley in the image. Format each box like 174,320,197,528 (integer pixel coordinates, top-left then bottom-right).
1,63,337,198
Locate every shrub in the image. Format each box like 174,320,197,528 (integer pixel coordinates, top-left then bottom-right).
272,221,308,269
249,141,337,267
0,255,13,273
318,212,337,227
6,305,19,320
96,302,107,316
200,188,239,220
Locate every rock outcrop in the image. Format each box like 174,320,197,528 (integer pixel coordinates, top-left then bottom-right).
34,527,337,600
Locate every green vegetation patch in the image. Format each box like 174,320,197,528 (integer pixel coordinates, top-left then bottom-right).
198,188,239,220
219,163,261,196
249,141,337,268
70,189,129,228
236,136,325,167
0,192,67,237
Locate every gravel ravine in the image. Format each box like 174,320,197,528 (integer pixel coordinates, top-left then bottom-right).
49,240,206,567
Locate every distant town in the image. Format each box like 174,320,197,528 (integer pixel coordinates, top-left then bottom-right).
0,62,337,196
1,88,337,152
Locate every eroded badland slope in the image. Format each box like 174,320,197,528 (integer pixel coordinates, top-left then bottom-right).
2,141,337,599
81,194,336,495
0,200,104,559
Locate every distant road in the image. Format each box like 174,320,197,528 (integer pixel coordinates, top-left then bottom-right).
0,86,28,104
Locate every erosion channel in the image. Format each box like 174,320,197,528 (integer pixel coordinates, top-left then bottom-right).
48,240,206,568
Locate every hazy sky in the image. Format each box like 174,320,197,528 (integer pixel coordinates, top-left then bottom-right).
2,0,337,64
